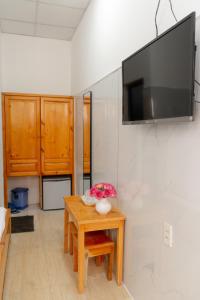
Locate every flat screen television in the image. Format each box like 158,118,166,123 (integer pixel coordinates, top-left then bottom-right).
122,12,196,124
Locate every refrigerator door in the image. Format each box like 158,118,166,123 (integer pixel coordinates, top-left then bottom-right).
83,175,91,194
42,177,71,210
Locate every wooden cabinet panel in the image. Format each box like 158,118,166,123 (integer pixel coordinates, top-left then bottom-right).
41,97,73,175
5,95,41,176
83,99,90,174
42,161,72,173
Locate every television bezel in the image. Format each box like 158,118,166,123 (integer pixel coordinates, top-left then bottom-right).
122,12,196,125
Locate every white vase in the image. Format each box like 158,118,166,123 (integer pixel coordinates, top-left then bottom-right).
95,198,112,215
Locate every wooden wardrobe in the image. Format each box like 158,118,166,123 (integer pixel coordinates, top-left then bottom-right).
2,93,74,207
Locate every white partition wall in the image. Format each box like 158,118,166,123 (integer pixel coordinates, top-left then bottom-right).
91,70,120,190
74,70,120,196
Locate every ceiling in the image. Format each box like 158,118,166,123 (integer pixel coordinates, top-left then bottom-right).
0,0,91,41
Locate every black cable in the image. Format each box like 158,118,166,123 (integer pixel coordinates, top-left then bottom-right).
168,0,178,22
154,1,200,105
155,0,161,37
195,79,200,87
155,0,178,37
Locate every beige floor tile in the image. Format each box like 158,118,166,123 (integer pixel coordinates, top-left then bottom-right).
3,206,131,300
3,290,21,300
20,287,51,300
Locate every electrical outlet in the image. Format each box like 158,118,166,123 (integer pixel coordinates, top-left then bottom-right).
163,222,173,247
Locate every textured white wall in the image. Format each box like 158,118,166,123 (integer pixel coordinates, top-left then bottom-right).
72,1,200,299
1,33,71,95
71,0,200,94
88,31,200,296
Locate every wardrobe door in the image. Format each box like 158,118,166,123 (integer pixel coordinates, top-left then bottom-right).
83,98,90,174
5,95,41,176
41,97,73,175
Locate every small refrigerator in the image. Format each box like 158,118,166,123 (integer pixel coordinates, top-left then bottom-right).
42,176,72,210
83,174,91,194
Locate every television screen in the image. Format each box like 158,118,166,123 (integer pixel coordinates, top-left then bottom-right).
122,12,196,124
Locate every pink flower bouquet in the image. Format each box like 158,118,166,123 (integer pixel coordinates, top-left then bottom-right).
89,183,117,200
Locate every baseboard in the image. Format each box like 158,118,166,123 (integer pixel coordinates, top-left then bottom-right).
123,282,134,300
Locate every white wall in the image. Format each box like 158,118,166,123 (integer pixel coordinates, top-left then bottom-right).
86,47,200,300
72,1,200,299
72,0,200,94
1,33,71,95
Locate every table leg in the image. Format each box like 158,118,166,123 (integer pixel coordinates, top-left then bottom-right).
78,228,85,293
64,209,69,253
116,220,124,285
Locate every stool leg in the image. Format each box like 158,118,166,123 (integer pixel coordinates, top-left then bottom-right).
85,254,88,287
73,243,78,272
95,255,104,266
69,224,73,255
107,250,114,281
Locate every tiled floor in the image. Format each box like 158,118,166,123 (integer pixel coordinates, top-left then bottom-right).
3,205,131,300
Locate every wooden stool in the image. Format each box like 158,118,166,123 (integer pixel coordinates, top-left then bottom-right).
69,222,105,265
73,230,114,283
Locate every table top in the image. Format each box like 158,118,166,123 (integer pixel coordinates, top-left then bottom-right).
64,195,126,225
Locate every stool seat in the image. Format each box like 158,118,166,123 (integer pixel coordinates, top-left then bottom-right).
69,221,108,251
85,231,112,246
72,227,114,284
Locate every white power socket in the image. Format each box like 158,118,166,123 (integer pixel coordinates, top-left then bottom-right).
163,222,173,247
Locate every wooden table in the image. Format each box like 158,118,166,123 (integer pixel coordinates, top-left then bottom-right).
64,196,126,293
